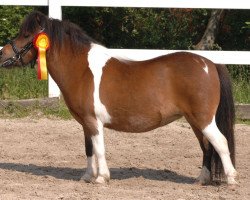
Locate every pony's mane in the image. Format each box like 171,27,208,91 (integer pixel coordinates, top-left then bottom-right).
20,11,95,50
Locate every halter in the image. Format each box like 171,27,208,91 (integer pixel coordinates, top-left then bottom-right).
2,28,47,67
1,40,34,67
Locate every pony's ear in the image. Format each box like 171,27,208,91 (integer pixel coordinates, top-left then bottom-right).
35,12,46,29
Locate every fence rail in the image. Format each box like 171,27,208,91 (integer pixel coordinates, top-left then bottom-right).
1,0,250,9
0,0,249,97
108,50,250,65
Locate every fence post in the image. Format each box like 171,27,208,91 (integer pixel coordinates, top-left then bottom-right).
48,0,61,98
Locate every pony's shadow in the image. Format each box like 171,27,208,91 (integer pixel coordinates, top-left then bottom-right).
0,162,196,184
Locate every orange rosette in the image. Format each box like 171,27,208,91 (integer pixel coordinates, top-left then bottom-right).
33,33,50,80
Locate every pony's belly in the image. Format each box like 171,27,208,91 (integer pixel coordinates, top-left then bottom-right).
160,114,183,126
105,120,157,133
105,113,182,133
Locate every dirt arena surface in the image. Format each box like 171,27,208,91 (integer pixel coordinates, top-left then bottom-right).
0,118,249,200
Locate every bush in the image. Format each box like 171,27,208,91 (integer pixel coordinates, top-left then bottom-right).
0,6,33,45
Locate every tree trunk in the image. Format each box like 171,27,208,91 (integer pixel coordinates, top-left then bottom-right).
194,10,225,50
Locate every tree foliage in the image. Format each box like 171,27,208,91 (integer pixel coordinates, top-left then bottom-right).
62,7,209,49
0,6,249,51
61,7,249,51
218,10,250,51
0,6,249,101
0,6,33,45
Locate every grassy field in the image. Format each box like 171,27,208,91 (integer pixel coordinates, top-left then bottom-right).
227,65,250,104
0,65,249,121
0,65,249,102
0,67,71,119
0,67,47,100
0,98,72,119
232,80,250,104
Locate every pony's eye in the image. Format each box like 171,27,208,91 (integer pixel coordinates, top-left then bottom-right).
24,34,30,38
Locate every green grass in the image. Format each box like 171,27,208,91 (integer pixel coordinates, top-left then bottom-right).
0,66,72,119
227,65,249,104
0,66,248,102
0,99,72,119
43,100,72,119
0,66,248,120
236,119,250,125
0,67,48,99
233,80,250,104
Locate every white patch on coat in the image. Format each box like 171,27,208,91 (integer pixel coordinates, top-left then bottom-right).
91,119,110,180
107,49,134,63
82,155,97,182
88,43,112,124
202,116,237,184
201,58,209,74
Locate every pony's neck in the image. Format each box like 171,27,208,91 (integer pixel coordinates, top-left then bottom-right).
46,41,91,94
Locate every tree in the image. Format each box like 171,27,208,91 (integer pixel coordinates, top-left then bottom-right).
0,6,33,45
194,10,225,50
61,7,208,49
243,22,250,29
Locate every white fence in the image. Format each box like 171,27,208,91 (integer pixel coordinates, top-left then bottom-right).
0,0,250,97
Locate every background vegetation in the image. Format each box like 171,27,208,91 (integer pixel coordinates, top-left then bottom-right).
0,6,33,44
0,6,249,105
0,67,47,99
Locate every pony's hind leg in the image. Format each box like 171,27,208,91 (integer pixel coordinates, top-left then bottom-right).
202,117,238,185
191,125,213,185
82,133,97,183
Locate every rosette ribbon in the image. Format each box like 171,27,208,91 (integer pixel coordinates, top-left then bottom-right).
33,33,50,80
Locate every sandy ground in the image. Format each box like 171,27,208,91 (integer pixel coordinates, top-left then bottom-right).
0,118,249,200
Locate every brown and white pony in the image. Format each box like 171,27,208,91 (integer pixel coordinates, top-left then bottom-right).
0,11,237,185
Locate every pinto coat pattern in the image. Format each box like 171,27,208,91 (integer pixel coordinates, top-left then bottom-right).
0,11,237,185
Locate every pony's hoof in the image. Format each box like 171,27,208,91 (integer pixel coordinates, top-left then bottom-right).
227,178,238,185
196,167,211,185
228,182,239,191
94,176,110,184
81,173,96,183
196,175,211,185
227,170,238,185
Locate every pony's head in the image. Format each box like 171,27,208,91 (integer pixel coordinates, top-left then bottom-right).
0,11,94,68
0,11,49,67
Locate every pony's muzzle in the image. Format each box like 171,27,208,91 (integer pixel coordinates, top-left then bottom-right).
1,57,16,67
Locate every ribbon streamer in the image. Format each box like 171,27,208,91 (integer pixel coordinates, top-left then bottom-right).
33,33,50,80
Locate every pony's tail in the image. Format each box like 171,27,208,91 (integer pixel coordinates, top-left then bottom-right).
211,64,235,182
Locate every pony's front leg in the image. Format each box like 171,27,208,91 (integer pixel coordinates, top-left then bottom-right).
91,119,110,184
82,134,97,183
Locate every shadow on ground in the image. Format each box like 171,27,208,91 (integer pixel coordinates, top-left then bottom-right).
0,162,196,184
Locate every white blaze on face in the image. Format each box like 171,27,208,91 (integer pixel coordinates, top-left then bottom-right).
87,43,112,124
